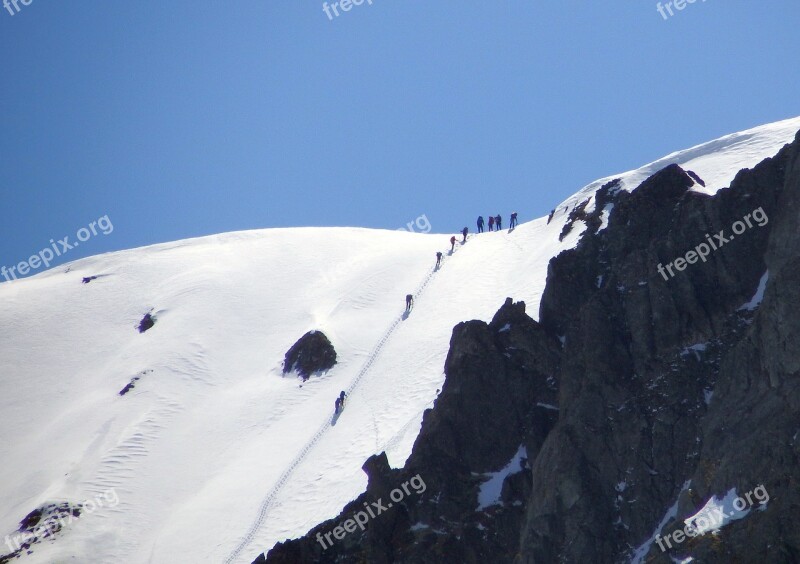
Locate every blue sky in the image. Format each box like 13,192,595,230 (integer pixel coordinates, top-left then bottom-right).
1,1,799,278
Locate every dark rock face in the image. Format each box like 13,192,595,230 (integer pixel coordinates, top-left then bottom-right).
527,134,800,563
283,331,337,380
261,130,800,563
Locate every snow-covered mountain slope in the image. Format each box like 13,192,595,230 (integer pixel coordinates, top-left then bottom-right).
0,223,567,564
1,116,798,564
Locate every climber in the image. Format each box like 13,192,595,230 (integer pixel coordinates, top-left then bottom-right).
335,391,346,413
405,294,414,312
495,214,502,230
462,227,468,243
450,235,456,252
436,251,443,268
488,216,495,232
477,216,484,233
510,212,518,229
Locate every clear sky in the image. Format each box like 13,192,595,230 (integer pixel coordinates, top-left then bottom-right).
1,1,799,278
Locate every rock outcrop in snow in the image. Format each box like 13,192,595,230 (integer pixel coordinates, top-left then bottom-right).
137,312,156,333
283,331,338,380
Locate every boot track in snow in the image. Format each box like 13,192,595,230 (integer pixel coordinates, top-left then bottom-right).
223,242,464,563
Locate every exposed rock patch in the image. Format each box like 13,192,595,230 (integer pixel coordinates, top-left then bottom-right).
283,330,337,380
0,503,82,562
137,312,155,333
558,178,622,242
119,369,152,396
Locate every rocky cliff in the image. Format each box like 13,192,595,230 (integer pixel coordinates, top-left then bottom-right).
261,130,800,563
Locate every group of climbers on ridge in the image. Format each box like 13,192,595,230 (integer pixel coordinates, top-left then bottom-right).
477,212,517,233
414,211,523,318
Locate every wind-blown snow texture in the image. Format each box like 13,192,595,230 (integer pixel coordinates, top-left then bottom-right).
1,116,798,563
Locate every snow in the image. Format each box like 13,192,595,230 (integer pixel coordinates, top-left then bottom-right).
599,203,615,231
558,116,800,212
1,116,798,564
632,484,769,563
684,487,763,535
630,481,691,564
680,343,708,361
477,445,528,510
739,270,769,311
